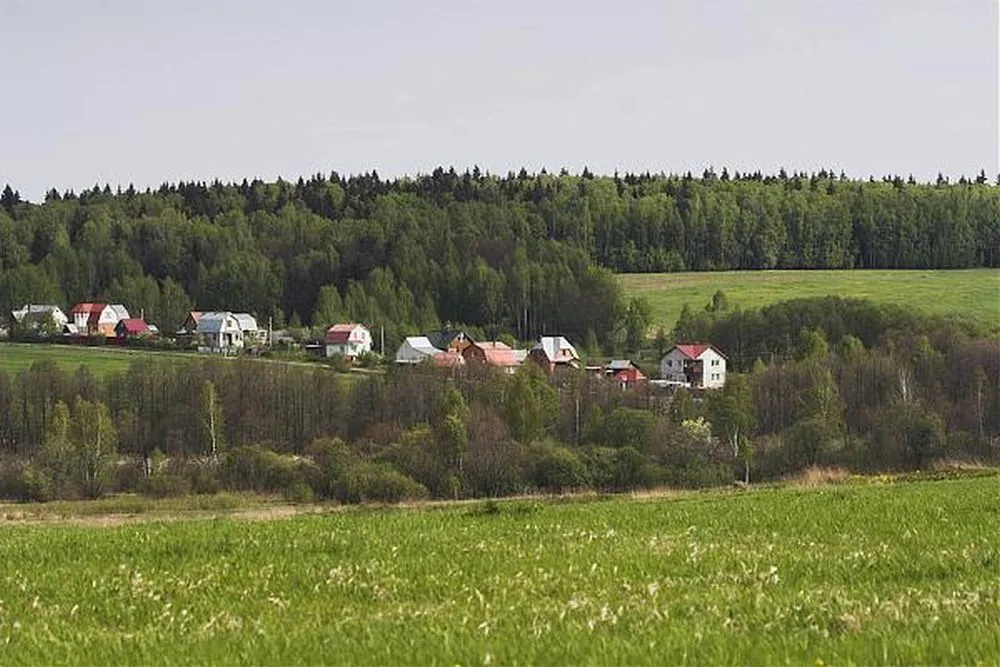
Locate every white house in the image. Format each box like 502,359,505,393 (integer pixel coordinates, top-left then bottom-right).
325,323,372,359
11,304,68,331
660,343,727,389
394,336,441,364
196,312,246,353
529,335,581,374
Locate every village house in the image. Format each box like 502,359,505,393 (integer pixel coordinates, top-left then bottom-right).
425,329,472,354
462,341,521,373
604,359,648,389
325,323,372,360
528,336,581,374
115,318,152,339
395,336,441,364
11,304,68,332
69,303,130,337
178,311,203,336
232,313,265,346
660,343,727,389
195,311,261,353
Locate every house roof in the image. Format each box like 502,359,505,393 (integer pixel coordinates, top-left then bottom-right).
13,305,65,324
187,311,203,323
426,329,467,351
672,343,726,360
326,323,367,344
69,302,103,315
431,351,465,368
232,313,259,331
117,318,150,335
614,367,647,383
196,312,236,334
471,341,521,367
401,336,440,357
532,336,580,363
606,359,634,371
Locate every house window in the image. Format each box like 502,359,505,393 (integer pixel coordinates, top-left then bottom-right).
666,360,672,367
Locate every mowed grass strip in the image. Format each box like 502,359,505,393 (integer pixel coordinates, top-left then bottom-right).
619,268,1000,330
1,477,999,665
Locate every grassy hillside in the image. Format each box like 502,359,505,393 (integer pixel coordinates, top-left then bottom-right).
619,268,1000,330
0,342,194,376
1,475,999,665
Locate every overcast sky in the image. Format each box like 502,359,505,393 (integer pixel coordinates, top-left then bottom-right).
1,0,996,201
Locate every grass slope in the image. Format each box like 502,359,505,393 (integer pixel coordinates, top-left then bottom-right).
619,268,1000,330
0,343,196,376
1,477,999,665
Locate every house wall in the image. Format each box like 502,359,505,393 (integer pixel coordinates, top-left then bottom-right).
700,349,727,388
660,349,690,384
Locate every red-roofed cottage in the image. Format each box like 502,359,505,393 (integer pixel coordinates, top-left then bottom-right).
462,341,521,374
115,318,151,339
325,323,372,360
69,303,130,337
660,343,727,389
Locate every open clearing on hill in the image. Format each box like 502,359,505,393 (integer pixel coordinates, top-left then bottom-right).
619,268,1000,330
1,475,998,665
0,342,195,376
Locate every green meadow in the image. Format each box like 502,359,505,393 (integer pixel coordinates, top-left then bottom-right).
619,268,1000,330
1,475,998,665
0,343,195,377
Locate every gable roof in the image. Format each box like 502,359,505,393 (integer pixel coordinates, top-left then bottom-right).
402,336,440,357
431,351,465,368
232,313,259,331
117,318,150,335
69,302,103,315
12,305,65,323
196,312,237,334
326,323,367,344
606,359,635,372
671,343,725,360
532,336,580,363
614,367,647,383
471,341,521,368
426,329,467,351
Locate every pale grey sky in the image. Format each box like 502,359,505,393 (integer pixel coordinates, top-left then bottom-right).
1,0,996,201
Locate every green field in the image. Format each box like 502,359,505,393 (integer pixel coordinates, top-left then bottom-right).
619,268,1000,330
2,476,999,665
0,343,197,376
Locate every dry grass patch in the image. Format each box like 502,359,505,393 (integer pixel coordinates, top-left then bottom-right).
786,465,850,488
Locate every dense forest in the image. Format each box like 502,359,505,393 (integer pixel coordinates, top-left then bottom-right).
1,168,998,348
0,298,996,503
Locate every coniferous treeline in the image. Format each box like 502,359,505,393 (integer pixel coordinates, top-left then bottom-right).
1,168,998,348
0,299,997,502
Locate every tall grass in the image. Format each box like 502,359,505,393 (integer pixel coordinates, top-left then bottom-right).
0,477,998,664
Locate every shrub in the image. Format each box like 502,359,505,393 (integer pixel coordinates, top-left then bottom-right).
285,481,316,504
140,473,192,499
165,458,221,495
530,443,589,493
334,463,428,504
19,466,55,503
220,446,299,493
113,459,147,494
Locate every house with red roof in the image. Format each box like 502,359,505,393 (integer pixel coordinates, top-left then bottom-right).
660,343,727,389
115,318,152,339
462,341,521,374
69,303,130,337
325,323,372,360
